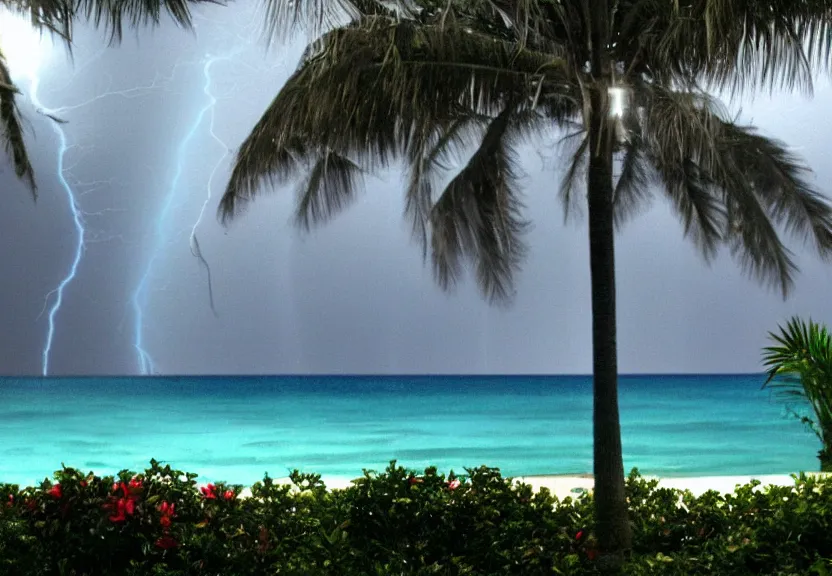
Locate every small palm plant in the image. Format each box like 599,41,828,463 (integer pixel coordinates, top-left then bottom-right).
763,317,832,472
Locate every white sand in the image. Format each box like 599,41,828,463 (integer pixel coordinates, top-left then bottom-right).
514,474,797,499
239,472,829,500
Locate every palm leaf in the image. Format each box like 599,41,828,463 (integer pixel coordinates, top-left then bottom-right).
260,0,397,41
404,114,487,255
640,84,832,295
715,123,832,260
294,148,365,230
219,16,575,222
763,317,832,447
612,108,653,227
429,104,529,303
642,88,728,260
620,0,832,95
556,129,587,223
0,53,36,197
35,0,219,44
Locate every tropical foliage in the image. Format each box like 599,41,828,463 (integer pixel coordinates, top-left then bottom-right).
2,460,832,575
763,317,832,472
0,0,217,198
219,0,832,568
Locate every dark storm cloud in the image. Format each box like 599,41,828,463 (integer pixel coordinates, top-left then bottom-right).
1,3,831,376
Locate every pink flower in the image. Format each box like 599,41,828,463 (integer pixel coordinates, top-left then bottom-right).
447,479,461,490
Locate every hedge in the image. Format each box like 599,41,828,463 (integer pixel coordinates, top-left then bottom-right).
1,460,831,575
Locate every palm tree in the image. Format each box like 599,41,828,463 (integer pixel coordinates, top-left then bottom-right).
219,0,832,569
0,0,218,198
763,317,832,473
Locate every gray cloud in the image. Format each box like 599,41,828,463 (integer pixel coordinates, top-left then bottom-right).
1,3,831,376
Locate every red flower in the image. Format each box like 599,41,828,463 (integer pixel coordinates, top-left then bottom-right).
223,489,235,501
113,478,142,498
26,499,37,511
586,548,598,561
5,494,12,508
200,483,217,499
80,481,87,488
408,477,423,485
575,530,584,541
48,484,62,499
104,484,140,523
106,497,135,523
155,535,178,550
158,501,176,528
447,479,461,490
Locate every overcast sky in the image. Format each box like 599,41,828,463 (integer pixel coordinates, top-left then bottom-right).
0,3,831,376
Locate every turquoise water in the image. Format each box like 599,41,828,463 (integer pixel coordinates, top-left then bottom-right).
0,375,820,487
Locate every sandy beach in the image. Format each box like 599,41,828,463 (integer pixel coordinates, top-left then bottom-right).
514,474,800,499
242,472,829,500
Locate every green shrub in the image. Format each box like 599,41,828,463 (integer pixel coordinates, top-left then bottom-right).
1,460,831,575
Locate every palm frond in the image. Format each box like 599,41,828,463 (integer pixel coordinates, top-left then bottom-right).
220,16,574,223
641,85,824,294
0,53,36,197
715,123,832,260
652,155,727,261
642,89,727,259
72,0,222,43
617,0,832,95
429,104,529,304
15,0,217,47
294,148,365,230
762,317,832,446
557,129,587,223
612,111,653,228
219,132,309,222
260,0,397,42
404,114,487,255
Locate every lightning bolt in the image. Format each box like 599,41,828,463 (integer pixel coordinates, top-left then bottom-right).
188,56,231,319
131,52,236,374
26,77,85,377
130,3,271,373
27,64,189,375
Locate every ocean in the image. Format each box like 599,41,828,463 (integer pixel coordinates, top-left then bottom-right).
0,374,820,487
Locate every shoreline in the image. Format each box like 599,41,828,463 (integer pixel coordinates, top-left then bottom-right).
241,471,831,500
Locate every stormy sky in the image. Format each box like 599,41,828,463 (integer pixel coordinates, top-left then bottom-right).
1,2,831,377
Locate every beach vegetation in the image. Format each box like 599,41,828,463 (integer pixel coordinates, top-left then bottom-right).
2,459,832,575
218,0,832,569
763,317,832,473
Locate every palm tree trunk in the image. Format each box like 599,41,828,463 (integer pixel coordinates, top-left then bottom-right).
586,89,632,571
820,446,832,472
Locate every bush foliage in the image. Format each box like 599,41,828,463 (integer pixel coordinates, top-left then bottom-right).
1,460,831,575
